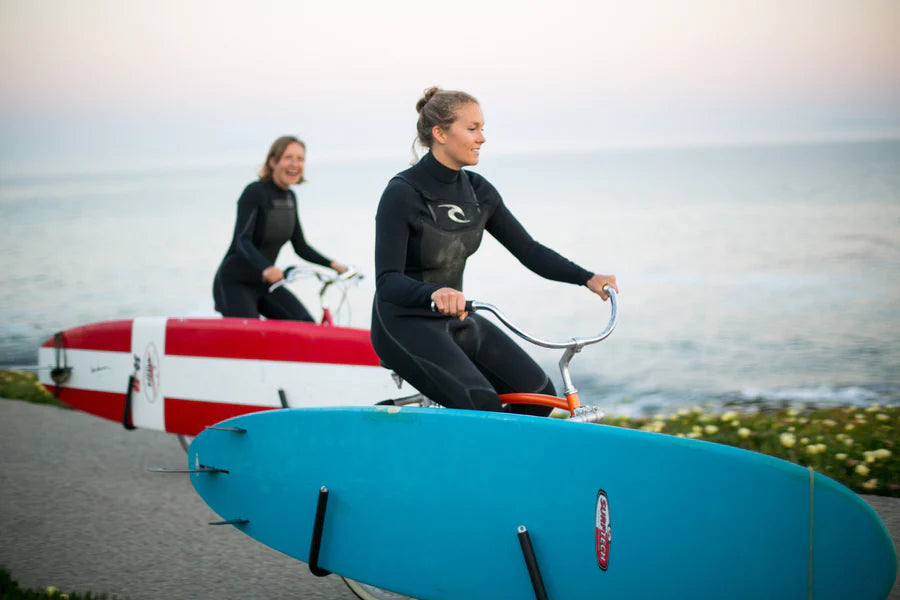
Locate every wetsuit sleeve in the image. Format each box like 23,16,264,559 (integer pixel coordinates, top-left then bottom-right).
374,180,442,307
233,185,275,275
288,207,332,268
479,178,593,285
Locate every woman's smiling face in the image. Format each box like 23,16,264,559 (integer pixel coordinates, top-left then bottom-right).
432,102,485,170
270,142,305,189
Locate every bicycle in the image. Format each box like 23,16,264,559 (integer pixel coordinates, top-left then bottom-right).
175,266,367,453
342,286,617,600
269,264,365,326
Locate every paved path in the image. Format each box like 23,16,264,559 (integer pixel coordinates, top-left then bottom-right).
0,399,358,599
2,399,898,599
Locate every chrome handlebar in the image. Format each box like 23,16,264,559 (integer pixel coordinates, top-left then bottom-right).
268,266,363,294
465,286,618,398
469,286,617,351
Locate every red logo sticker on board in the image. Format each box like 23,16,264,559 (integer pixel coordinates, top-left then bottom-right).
595,490,611,570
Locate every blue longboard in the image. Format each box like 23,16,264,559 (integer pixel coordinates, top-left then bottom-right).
188,406,897,600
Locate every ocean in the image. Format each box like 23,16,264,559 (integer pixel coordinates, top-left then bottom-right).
2,139,898,416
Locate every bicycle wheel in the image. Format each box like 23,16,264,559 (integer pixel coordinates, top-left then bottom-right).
337,394,433,599
342,577,418,600
177,434,194,452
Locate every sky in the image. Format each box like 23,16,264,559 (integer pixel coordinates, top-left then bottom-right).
1,0,898,172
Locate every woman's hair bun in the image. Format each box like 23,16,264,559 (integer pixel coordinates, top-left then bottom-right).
416,86,442,113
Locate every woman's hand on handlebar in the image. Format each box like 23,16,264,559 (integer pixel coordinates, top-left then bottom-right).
262,266,285,285
586,274,618,300
431,287,468,320
330,261,348,275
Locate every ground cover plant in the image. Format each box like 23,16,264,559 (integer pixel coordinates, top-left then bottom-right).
1,568,120,599
606,402,898,497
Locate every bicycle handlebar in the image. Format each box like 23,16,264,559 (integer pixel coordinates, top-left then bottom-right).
470,287,617,351
431,285,618,351
268,266,363,294
431,286,618,403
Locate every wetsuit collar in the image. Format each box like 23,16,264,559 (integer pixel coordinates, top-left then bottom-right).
421,151,460,184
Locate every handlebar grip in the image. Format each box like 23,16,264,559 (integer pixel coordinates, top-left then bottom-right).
429,300,475,313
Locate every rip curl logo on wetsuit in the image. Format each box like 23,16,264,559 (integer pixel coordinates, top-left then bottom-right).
437,204,471,224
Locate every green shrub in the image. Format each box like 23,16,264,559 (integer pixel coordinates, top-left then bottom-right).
607,403,899,497
0,567,119,599
0,370,65,408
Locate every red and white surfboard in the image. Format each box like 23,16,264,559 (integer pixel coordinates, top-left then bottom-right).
38,317,414,436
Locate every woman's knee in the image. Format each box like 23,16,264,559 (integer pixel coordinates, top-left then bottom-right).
462,387,504,412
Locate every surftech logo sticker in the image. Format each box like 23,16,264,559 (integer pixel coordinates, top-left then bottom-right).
595,490,611,570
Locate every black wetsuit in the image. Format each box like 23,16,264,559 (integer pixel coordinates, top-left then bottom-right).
371,152,593,413
213,179,333,321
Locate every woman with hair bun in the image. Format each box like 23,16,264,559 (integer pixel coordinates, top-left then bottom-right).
213,135,347,321
371,87,618,414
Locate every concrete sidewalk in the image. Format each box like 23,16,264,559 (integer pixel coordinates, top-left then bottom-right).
1,399,358,599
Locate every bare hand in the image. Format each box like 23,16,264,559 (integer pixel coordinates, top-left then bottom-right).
262,266,284,284
330,261,348,274
431,287,468,320
586,274,618,300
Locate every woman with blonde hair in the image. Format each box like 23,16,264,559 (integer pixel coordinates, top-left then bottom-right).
371,87,618,414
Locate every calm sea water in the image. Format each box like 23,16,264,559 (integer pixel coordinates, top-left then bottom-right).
2,140,898,415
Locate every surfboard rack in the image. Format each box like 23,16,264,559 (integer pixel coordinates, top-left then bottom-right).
303,485,550,597
50,332,72,397
209,518,249,526
148,466,229,474
122,375,137,430
204,426,247,434
517,525,549,600
304,485,551,596
308,486,332,577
